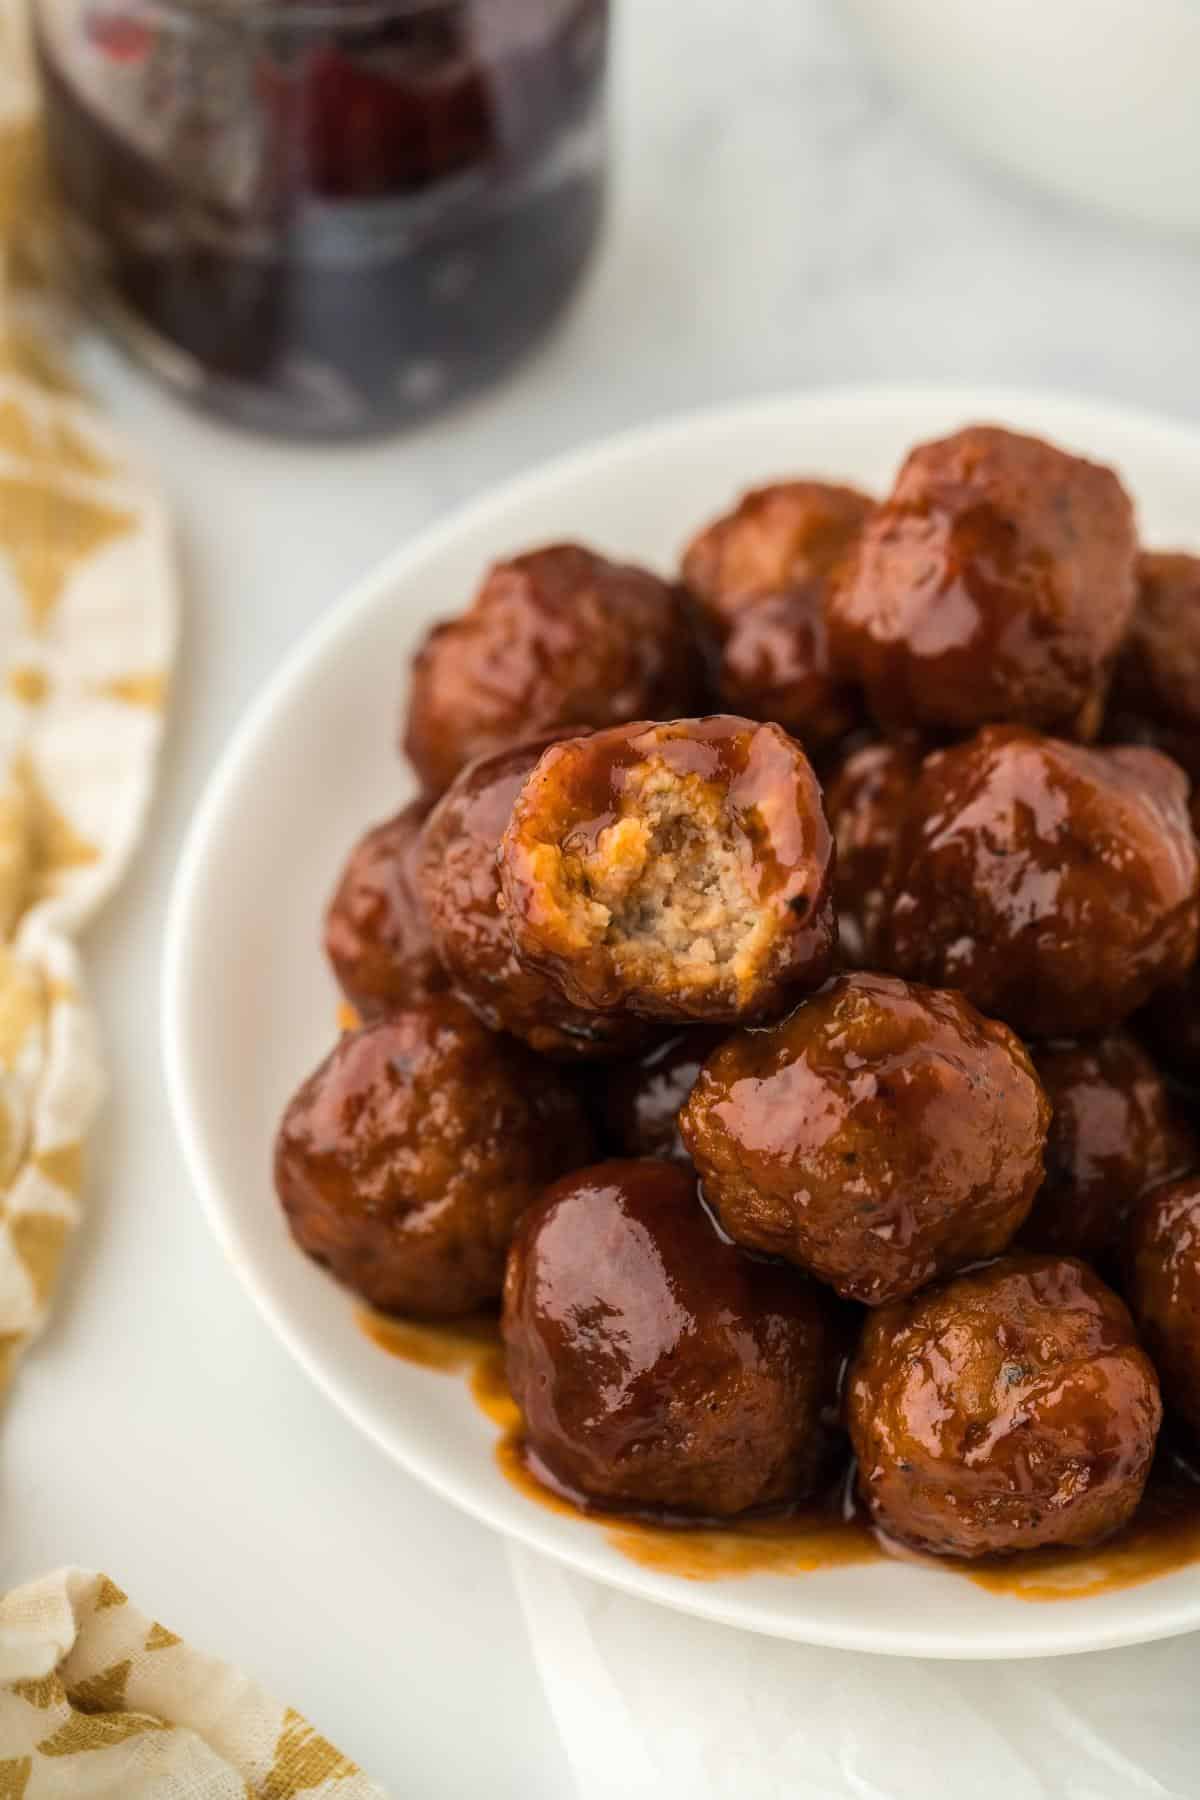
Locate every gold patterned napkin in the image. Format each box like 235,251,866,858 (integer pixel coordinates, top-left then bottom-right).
0,1568,384,1797
0,0,176,1391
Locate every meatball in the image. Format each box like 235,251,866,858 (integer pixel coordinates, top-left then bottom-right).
828,425,1137,739
1129,1176,1200,1439
1106,552,1200,779
717,590,863,753
323,802,448,1018
848,1254,1162,1558
1020,1034,1195,1268
680,972,1049,1305
403,544,703,796
499,716,837,1025
884,727,1200,1039
503,1158,831,1515
600,1028,726,1164
824,737,921,968
681,479,873,640
274,1000,592,1318
418,735,650,1060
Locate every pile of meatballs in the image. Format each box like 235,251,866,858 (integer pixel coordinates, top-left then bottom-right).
275,423,1200,1563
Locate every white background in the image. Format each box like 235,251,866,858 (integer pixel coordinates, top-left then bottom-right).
6,1,1200,1792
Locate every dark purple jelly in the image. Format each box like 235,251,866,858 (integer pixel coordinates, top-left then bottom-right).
35,0,608,437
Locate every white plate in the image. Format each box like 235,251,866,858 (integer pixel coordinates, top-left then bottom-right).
163,382,1200,1659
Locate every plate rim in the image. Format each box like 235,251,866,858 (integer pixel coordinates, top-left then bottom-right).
162,379,1200,1659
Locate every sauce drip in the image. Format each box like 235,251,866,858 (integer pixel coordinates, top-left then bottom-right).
359,1309,1200,1600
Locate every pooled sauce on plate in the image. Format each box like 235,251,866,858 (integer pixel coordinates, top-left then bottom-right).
358,1310,1200,1598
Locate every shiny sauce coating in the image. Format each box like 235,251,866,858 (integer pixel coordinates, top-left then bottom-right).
359,1308,1200,1600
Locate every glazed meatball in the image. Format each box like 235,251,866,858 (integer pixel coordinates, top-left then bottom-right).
884,727,1200,1039
503,1159,831,1515
1129,1176,1200,1439
848,1254,1162,1558
680,972,1049,1305
499,716,836,1025
824,737,921,968
600,1028,727,1164
418,735,650,1060
324,802,448,1018
828,426,1137,739
403,545,703,796
274,1000,592,1318
681,480,873,640
1019,1034,1195,1268
717,590,863,753
1106,553,1200,779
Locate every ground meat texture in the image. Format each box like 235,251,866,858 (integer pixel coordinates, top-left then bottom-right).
1105,553,1200,780
1130,1177,1200,1440
717,589,863,752
502,1159,832,1516
323,802,448,1018
828,426,1137,740
848,1254,1162,1558
499,716,836,1026
679,972,1049,1306
418,734,650,1060
274,1001,593,1319
824,737,922,969
884,727,1200,1039
600,1028,727,1164
402,544,704,797
681,480,874,641
1019,1034,1195,1270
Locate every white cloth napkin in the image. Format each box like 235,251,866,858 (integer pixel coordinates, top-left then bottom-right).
510,1547,1198,1799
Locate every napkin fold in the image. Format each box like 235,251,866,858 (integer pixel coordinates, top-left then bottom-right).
0,0,176,1396
0,1567,386,1797
510,1547,1199,1800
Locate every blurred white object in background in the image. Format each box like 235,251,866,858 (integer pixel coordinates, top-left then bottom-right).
839,0,1200,237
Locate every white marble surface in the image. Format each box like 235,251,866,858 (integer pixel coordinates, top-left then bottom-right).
5,1,1200,1793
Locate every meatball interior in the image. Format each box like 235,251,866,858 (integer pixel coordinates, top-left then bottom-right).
848,1254,1162,1558
680,972,1050,1305
499,716,836,1024
503,1158,831,1516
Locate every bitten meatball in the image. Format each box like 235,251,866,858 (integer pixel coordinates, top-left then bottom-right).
1020,1034,1195,1268
403,544,703,796
681,480,873,640
680,972,1049,1305
884,727,1200,1039
828,426,1137,739
1106,552,1200,779
848,1254,1162,1558
600,1029,726,1164
324,802,448,1018
274,1000,592,1318
499,716,836,1025
418,735,650,1060
1130,1176,1200,1439
503,1158,831,1515
717,590,863,753
824,737,921,968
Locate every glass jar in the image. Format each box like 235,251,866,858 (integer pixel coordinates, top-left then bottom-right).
34,0,609,437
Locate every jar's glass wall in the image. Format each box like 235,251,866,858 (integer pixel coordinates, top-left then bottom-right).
34,0,609,437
